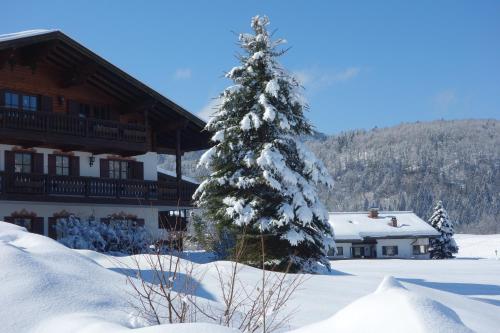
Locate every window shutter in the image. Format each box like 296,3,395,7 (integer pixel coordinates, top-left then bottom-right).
133,161,144,180
382,247,387,255
33,153,44,174
67,100,79,116
4,151,15,173
0,89,5,106
110,109,120,121
33,217,44,235
41,95,53,112
136,218,145,227
48,154,56,175
70,156,80,176
48,217,57,239
100,159,109,178
394,246,399,255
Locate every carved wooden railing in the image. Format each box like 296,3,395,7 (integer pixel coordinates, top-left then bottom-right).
0,108,147,144
0,172,197,204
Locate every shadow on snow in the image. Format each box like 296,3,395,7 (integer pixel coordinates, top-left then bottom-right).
400,278,500,307
109,267,216,301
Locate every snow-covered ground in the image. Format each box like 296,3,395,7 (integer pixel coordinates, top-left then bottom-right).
1,222,499,333
455,234,500,259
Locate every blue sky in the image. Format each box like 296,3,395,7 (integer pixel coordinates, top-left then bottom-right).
2,1,499,134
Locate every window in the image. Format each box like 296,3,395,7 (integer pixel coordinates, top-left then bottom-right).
13,217,33,231
93,105,111,120
22,94,38,111
79,103,91,118
109,160,130,179
4,92,19,108
382,246,398,256
158,210,188,230
352,246,365,257
55,155,70,176
413,245,428,255
14,152,32,173
330,246,344,256
4,91,38,111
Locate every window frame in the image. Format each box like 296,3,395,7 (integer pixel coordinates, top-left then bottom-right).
3,90,39,111
382,245,399,256
55,155,70,176
13,217,34,231
108,159,130,180
14,152,33,174
412,245,428,255
4,91,19,109
22,94,38,112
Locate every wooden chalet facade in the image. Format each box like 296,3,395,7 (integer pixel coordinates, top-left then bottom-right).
0,30,209,238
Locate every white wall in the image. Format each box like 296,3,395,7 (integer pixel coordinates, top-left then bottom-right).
0,144,158,180
0,200,179,236
332,242,352,259
376,238,431,259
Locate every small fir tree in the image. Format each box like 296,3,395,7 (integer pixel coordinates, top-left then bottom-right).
194,15,334,273
428,200,458,259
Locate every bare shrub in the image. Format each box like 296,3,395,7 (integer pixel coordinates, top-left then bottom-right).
125,224,306,333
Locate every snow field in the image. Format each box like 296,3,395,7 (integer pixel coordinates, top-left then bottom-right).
1,223,499,333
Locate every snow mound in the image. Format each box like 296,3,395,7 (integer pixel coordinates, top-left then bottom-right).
34,314,239,333
291,275,473,333
0,222,234,333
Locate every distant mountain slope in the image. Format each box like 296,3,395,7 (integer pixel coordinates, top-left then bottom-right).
308,119,499,233
161,119,500,233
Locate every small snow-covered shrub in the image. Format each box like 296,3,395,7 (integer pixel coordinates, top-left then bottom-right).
56,215,151,254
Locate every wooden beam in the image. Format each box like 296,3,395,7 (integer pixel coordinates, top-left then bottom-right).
61,61,99,88
0,48,16,69
155,119,189,132
175,128,182,202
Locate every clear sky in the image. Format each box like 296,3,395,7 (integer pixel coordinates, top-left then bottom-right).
2,1,499,134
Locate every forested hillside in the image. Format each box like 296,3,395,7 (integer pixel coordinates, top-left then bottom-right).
161,119,499,233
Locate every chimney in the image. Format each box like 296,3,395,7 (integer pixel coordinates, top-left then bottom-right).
368,208,379,218
391,217,398,227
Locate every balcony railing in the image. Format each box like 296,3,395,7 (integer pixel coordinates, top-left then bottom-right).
0,172,197,206
0,108,147,145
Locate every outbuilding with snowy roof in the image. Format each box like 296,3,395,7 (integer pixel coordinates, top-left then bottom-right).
329,209,439,259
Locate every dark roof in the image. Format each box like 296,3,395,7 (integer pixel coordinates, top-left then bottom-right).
0,30,209,152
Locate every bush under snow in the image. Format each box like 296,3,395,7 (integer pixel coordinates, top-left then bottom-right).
57,215,151,254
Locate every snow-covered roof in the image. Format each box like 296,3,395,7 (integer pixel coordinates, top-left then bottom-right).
329,211,439,241
0,29,56,42
157,166,199,184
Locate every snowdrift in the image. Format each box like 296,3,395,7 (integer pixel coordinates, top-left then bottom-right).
291,276,473,333
1,222,498,333
0,222,236,333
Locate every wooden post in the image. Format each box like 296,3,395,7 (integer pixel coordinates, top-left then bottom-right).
175,128,182,202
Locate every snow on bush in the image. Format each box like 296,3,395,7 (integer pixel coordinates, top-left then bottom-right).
56,215,151,254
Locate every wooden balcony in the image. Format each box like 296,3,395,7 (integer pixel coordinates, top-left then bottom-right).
0,172,197,206
0,108,149,155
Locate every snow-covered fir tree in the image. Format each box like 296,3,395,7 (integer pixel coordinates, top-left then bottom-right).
194,15,334,273
428,201,458,259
